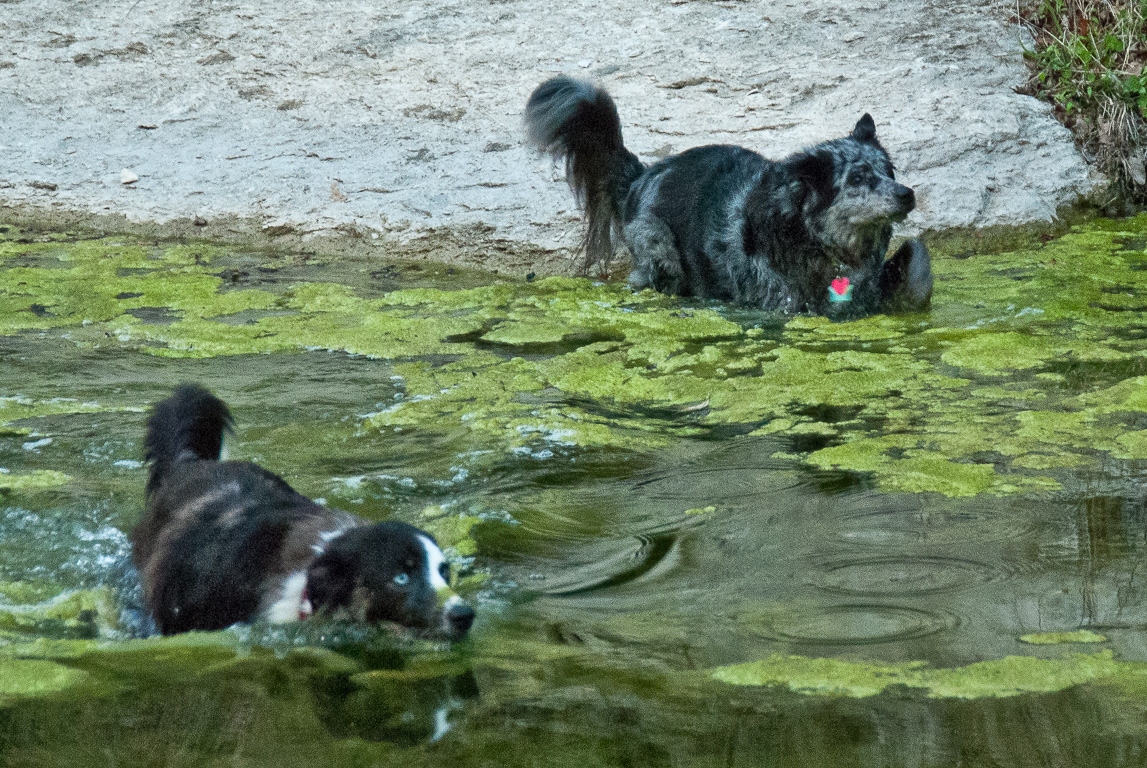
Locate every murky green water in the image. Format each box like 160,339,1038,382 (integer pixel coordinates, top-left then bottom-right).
1,219,1147,766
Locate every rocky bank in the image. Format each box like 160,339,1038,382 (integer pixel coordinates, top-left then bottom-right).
0,0,1100,273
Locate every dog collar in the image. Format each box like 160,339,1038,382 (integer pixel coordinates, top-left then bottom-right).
828,276,853,303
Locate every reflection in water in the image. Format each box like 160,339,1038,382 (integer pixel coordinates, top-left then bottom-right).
5,631,1147,767
1075,492,1147,576
0,654,483,760
1069,492,1147,632
312,670,480,745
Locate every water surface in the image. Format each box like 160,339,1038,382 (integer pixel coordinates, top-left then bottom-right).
1,221,1147,766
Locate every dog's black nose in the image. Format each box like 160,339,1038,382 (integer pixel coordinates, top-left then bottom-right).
895,185,915,211
446,603,475,636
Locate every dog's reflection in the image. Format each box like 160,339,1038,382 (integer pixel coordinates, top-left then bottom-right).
312,668,480,745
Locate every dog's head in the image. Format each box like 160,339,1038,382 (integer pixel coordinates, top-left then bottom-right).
790,114,916,266
305,521,475,641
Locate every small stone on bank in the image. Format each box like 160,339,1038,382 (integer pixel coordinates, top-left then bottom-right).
120,169,139,185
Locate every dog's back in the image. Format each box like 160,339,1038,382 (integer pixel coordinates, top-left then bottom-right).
623,145,772,301
133,386,353,634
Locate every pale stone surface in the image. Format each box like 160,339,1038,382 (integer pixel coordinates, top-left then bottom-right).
0,0,1101,272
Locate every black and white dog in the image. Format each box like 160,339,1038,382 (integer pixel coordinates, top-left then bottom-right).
526,76,932,316
132,384,475,639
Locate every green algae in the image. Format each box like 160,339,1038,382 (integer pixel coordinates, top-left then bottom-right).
712,651,1125,699
1011,452,1089,469
940,332,1131,375
0,659,91,702
366,354,678,460
0,616,460,694
1113,430,1147,459
1077,377,1147,413
921,653,1122,699
418,507,481,559
685,506,717,515
0,591,115,637
0,395,136,427
5,218,1147,496
0,635,99,661
1020,630,1108,645
0,581,63,605
0,236,274,335
712,655,914,697
846,453,996,497
0,587,118,638
0,469,71,491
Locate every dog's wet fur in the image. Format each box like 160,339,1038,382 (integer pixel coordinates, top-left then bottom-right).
526,76,932,316
132,384,475,639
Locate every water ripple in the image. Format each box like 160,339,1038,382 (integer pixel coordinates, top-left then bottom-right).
837,500,1044,546
812,555,1000,597
634,466,806,502
541,523,694,597
760,604,960,646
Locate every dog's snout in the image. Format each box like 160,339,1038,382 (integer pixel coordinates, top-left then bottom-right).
895,185,915,211
445,602,475,637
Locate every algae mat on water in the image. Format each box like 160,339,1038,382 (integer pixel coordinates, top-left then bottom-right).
2,219,1147,497
710,650,1141,699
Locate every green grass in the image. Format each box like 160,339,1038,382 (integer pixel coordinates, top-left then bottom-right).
1021,0,1147,197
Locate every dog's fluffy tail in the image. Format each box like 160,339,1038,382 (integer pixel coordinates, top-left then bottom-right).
144,384,232,495
525,76,644,273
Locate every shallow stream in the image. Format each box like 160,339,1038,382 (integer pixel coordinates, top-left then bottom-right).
1,219,1147,766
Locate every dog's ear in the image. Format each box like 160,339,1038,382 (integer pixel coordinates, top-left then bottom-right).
789,151,836,208
306,549,356,612
852,114,877,142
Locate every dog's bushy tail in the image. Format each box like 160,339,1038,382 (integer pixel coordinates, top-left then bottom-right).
144,384,232,495
526,76,644,273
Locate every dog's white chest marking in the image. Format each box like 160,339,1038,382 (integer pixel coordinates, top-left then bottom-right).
262,571,312,623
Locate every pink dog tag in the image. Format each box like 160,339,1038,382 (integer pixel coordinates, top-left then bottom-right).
829,277,852,302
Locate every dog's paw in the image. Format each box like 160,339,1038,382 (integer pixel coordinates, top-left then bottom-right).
880,238,932,312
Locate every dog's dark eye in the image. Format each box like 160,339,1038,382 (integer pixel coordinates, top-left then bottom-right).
439,563,450,582
393,572,410,586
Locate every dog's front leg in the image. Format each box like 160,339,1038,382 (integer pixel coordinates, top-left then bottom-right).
879,238,932,312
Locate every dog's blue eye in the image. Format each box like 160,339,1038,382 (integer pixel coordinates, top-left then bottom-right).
393,573,410,586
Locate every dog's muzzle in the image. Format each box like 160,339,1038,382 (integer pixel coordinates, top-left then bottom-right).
440,594,475,640
891,184,915,220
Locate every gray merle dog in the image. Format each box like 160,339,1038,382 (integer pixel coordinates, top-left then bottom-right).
525,76,932,316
